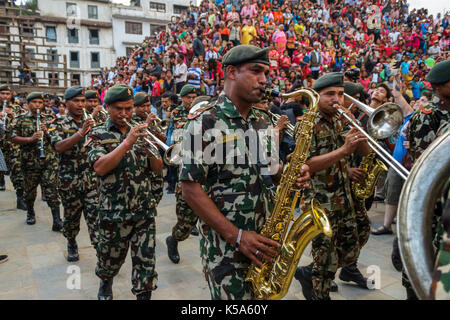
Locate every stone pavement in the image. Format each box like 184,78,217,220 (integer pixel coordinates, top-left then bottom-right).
0,177,405,300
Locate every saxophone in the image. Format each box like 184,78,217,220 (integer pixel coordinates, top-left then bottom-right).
352,151,388,199
245,88,332,300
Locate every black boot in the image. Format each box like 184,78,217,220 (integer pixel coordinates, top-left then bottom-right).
98,279,113,300
190,226,199,236
294,263,317,300
391,236,403,272
16,190,27,211
0,175,5,191
406,287,418,300
339,262,374,289
67,238,79,262
166,235,180,264
26,205,36,225
136,291,152,300
330,280,338,292
51,207,63,232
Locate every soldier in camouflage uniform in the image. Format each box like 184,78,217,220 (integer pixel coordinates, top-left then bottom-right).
86,84,163,300
10,92,62,229
50,86,99,262
0,85,26,210
403,60,450,300
85,90,108,124
179,45,310,300
166,84,199,264
294,73,371,300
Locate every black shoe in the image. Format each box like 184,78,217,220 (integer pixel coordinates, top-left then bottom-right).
339,263,374,289
330,280,338,292
0,255,8,264
136,291,152,300
190,226,199,236
67,238,79,262
406,287,418,300
98,279,113,300
0,183,5,191
294,263,316,300
16,190,27,211
166,235,180,264
51,207,63,232
391,237,403,272
26,206,36,225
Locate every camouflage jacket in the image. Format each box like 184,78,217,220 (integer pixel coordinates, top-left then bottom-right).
179,94,276,268
171,104,189,143
10,111,57,170
0,103,22,150
302,112,355,212
87,118,158,221
50,113,98,193
408,98,449,163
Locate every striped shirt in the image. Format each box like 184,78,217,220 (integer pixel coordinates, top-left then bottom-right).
187,66,202,89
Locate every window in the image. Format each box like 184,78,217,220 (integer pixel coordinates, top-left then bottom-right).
48,72,59,86
66,2,78,17
89,29,99,45
25,48,35,66
125,21,142,35
173,5,188,15
150,2,165,12
71,74,80,86
67,28,79,43
88,5,98,19
150,24,162,35
47,49,58,67
23,23,34,36
70,51,79,68
46,26,57,42
91,52,100,69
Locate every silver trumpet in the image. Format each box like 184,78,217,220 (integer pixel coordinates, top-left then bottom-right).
268,111,295,138
144,112,170,132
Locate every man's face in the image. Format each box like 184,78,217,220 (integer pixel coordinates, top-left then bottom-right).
181,93,197,111
0,90,11,103
86,98,99,111
107,99,134,128
28,99,44,115
67,96,86,119
227,62,269,104
371,86,388,103
434,81,450,102
161,97,170,110
135,102,151,119
318,86,345,116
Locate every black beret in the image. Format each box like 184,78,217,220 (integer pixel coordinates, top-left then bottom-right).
26,92,44,102
0,84,11,92
222,45,270,67
179,84,197,97
64,86,85,100
104,84,134,104
343,81,364,97
312,72,344,91
426,60,450,84
84,90,99,100
134,92,149,106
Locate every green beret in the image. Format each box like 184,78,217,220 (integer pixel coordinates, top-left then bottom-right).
222,45,270,67
312,72,344,92
343,81,364,97
104,84,134,104
134,92,149,106
180,84,197,97
84,90,99,100
26,92,44,102
426,60,450,84
64,86,85,100
0,84,11,92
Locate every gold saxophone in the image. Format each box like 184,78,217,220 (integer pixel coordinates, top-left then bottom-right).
245,88,333,300
352,151,388,199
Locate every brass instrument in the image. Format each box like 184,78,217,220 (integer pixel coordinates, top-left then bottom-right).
36,109,45,159
352,150,388,199
268,111,295,138
397,130,450,300
144,112,170,132
83,109,96,126
245,88,332,300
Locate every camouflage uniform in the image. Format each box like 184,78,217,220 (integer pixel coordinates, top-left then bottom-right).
10,111,60,209
179,94,275,300
49,113,100,247
87,119,158,295
301,113,371,300
171,105,198,241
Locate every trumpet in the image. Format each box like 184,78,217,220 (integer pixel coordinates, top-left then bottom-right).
144,112,170,132
268,111,295,138
36,109,45,159
83,109,96,126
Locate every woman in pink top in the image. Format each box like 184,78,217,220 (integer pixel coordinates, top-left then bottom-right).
272,24,287,54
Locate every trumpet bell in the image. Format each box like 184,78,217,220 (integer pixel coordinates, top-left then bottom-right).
368,103,404,140
164,142,182,166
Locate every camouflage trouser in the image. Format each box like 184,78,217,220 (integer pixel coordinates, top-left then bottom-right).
7,145,24,193
311,207,370,299
96,212,158,296
23,166,60,209
172,181,198,242
59,184,99,248
203,262,252,300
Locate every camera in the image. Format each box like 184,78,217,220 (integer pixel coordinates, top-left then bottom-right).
344,68,360,81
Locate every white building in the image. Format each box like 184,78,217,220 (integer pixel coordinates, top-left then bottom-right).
111,0,190,58
36,0,115,87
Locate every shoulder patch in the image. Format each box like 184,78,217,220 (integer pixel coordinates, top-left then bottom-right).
187,104,213,120
421,107,433,114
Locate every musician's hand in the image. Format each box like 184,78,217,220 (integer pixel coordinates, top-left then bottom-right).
343,127,367,156
238,230,280,268
348,167,364,182
31,131,43,142
403,141,410,149
296,164,310,188
39,123,48,135
4,107,12,117
93,104,104,116
80,118,95,136
145,112,158,125
335,104,356,125
126,123,148,146
275,114,289,132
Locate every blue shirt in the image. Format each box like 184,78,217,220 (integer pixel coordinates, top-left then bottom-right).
392,112,414,162
187,66,202,89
